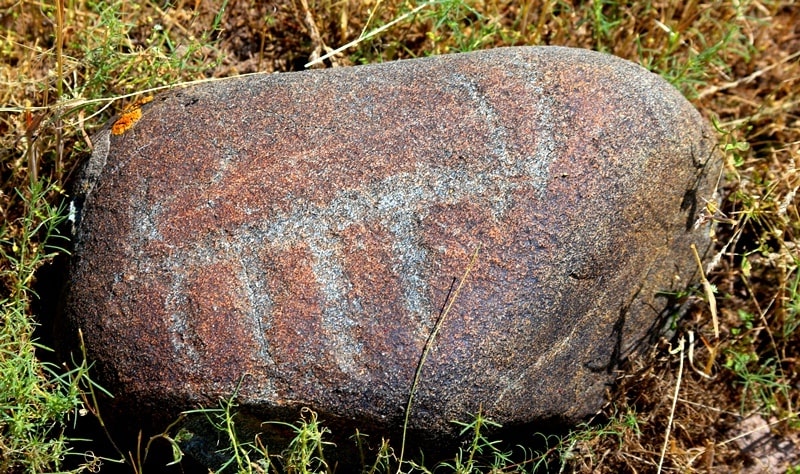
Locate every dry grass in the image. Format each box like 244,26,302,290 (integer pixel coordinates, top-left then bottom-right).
1,0,798,472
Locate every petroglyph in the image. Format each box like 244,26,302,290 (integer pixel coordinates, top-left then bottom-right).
61,47,721,464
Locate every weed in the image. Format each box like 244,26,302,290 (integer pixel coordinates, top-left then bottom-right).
176,377,282,474
0,179,99,473
75,1,222,101
0,1,228,472
182,401,342,474
273,409,333,474
726,354,794,415
588,0,623,51
353,431,393,474
436,410,511,473
782,263,800,342
421,0,503,54
640,24,753,100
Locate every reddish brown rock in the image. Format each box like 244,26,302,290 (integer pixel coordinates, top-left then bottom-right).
61,46,720,460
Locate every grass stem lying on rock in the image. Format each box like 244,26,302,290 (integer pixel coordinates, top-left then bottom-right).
397,244,481,471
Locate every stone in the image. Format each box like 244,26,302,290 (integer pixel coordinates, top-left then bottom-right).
59,46,720,462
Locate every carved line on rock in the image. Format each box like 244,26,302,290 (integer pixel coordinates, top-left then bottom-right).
127,63,563,383
451,69,557,202
143,159,560,382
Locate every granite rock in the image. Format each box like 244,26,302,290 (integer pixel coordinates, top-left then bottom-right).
61,46,720,460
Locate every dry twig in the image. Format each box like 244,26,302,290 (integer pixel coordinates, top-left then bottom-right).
298,0,339,68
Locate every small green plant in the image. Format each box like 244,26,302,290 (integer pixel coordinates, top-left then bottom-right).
724,349,793,416
0,179,100,473
0,1,232,471
271,408,333,474
434,410,513,473
557,414,639,470
635,13,754,99
421,0,502,54
75,0,224,103
781,263,800,342
588,0,623,51
183,395,343,474
730,309,756,336
711,116,752,174
182,389,275,473
353,431,393,474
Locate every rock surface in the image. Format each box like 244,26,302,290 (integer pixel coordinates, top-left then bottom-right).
61,46,720,459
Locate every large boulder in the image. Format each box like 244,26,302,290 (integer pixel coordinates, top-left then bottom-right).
60,46,719,462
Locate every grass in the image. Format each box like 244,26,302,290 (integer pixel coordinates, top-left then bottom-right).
0,178,100,472
1,0,798,472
